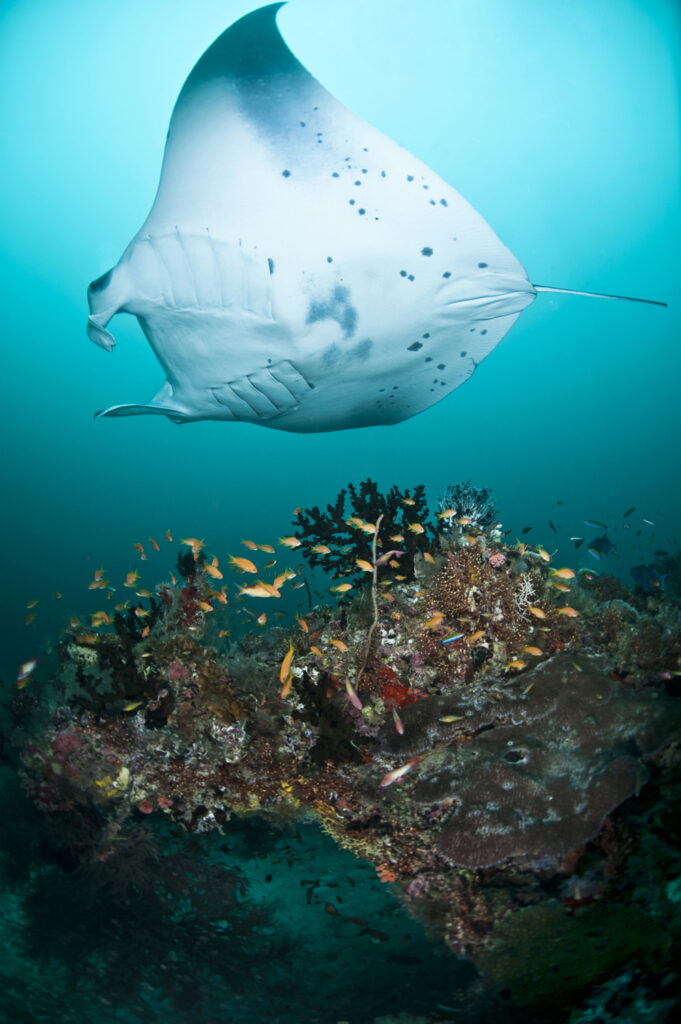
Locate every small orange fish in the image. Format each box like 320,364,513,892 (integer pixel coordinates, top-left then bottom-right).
516,541,527,555
219,629,229,638
380,756,418,788
181,538,205,558
557,606,579,617
55,592,62,600
257,613,267,625
26,599,39,609
437,508,455,520
392,706,404,735
535,546,551,563
257,543,276,553
241,539,258,550
527,606,547,619
345,678,362,709
330,639,348,652
149,537,160,552
330,582,353,593
296,615,309,633
457,516,473,526
134,543,147,560
230,556,257,574
272,571,296,589
115,602,130,612
92,611,113,626
204,556,223,580
170,573,177,585
522,646,543,656
467,630,485,644
212,587,229,605
133,607,149,619
24,611,36,624
402,497,416,506
263,559,277,569
357,521,377,535
310,645,323,657
312,544,331,555
165,529,173,543
280,642,295,683
293,506,302,515
423,612,445,630
239,583,281,598
198,601,214,613
506,659,527,671
136,589,153,598
280,673,293,699
141,625,150,638
552,581,571,592
389,534,404,543
278,536,302,549
407,522,425,535
124,570,140,588
552,568,575,580
356,559,374,573
382,593,395,602
423,552,435,565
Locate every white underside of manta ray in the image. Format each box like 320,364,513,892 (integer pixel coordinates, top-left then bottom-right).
87,3,664,433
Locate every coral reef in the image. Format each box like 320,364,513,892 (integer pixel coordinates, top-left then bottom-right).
12,487,681,1019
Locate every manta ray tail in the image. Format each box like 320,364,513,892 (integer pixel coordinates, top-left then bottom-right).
533,284,667,308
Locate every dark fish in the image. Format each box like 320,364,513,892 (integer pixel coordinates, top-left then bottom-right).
589,533,615,558
623,507,636,518
572,537,585,549
548,520,557,533
631,564,667,592
521,526,532,535
557,499,564,505
654,550,669,557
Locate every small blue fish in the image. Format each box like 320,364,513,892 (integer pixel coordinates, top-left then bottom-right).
440,633,464,645
584,519,608,530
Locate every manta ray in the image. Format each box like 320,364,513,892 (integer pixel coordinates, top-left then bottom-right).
87,3,664,432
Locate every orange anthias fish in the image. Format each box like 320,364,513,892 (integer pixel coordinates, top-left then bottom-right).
423,552,435,565
17,659,38,687
280,642,295,683
345,678,362,710
204,556,223,580
229,556,257,574
296,615,309,633
124,570,140,588
165,529,173,543
239,583,281,599
279,536,302,549
522,646,543,656
330,582,353,593
241,539,258,550
467,629,485,643
527,606,547,619
149,537,160,552
310,645,323,657
552,568,575,580
380,756,418,788
258,543,276,553
134,543,147,560
423,612,445,630
257,613,267,626
506,659,527,671
535,546,551,563
312,544,331,555
356,559,374,573
198,600,214,613
557,606,580,617
407,522,425,534
437,508,455,520
272,571,296,590
26,599,39,609
280,673,294,699
330,639,348,652
181,538,205,558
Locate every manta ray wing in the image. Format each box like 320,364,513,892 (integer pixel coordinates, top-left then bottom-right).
88,2,536,431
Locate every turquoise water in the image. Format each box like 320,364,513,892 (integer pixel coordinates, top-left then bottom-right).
1,0,679,680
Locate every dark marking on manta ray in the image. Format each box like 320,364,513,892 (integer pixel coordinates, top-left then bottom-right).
478,262,488,268
423,333,430,338
460,351,467,357
354,180,361,186
442,272,451,278
381,170,386,177
440,199,448,206
480,329,487,335
332,172,339,177
425,357,433,362
407,341,423,351
437,364,445,370
299,121,306,126
358,209,366,215
89,269,112,293
327,257,333,263
407,274,415,281
349,199,356,205
282,169,291,177
421,247,433,256
407,175,414,182
400,270,407,277
306,286,358,338
267,258,274,274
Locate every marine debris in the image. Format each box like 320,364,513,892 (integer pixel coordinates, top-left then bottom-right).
11,481,681,1018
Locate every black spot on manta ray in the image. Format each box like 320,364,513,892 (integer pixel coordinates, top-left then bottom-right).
282,169,291,177
400,270,407,277
327,257,333,263
442,272,451,279
460,351,467,357
381,170,386,178
421,247,433,256
349,199,356,205
89,269,112,293
407,274,415,281
354,180,362,186
478,262,488,268
440,198,448,207
437,364,446,370
480,329,487,335
358,209,366,215
407,175,414,182
332,172,340,177
267,258,274,275
299,121,306,127
423,332,430,338
407,341,423,351
425,357,433,362
306,285,358,339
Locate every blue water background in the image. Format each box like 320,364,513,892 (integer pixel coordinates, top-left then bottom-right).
0,0,679,683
